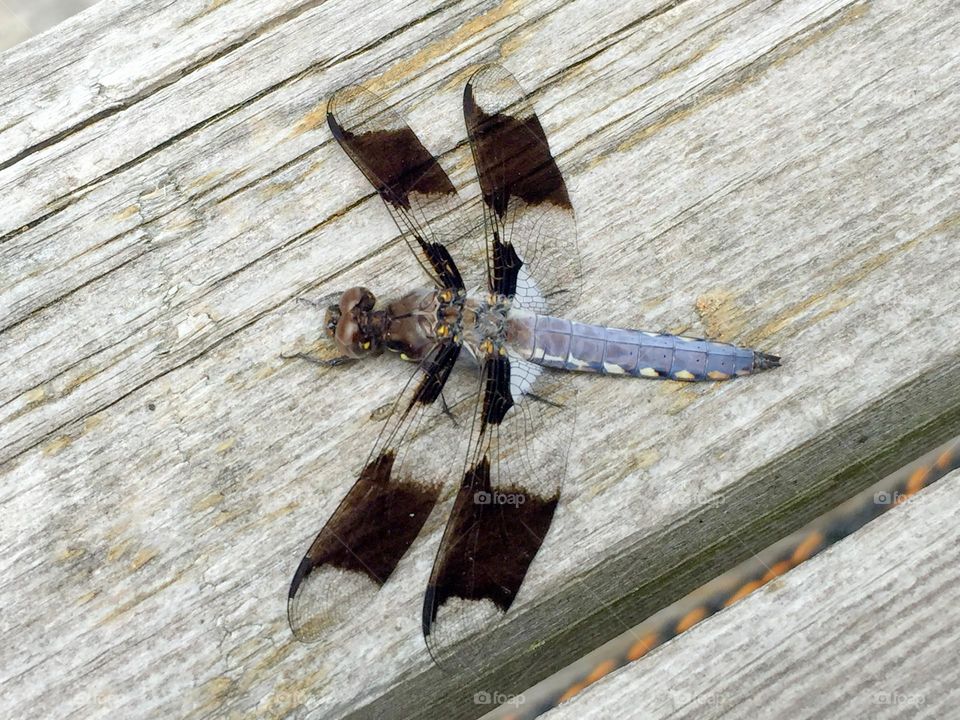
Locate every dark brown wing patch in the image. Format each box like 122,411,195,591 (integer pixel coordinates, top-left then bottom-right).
413,342,461,406
422,354,576,669
327,85,472,290
463,64,580,311
463,82,571,216
288,342,463,643
288,451,437,591
423,455,559,625
482,352,514,428
326,124,456,210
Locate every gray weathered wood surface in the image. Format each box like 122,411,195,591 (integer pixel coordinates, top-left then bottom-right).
539,471,960,720
481,438,960,718
1,0,958,719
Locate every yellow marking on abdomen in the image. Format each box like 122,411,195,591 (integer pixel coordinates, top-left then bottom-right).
639,367,659,378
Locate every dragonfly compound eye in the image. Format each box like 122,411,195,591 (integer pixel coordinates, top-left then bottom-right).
339,286,377,313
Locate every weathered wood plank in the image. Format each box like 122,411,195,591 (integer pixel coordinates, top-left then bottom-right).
1,0,959,718
538,472,960,719
481,436,960,718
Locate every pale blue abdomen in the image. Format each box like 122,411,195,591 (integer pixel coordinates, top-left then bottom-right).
520,315,779,381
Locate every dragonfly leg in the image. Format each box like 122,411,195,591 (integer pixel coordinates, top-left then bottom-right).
525,390,564,409
295,292,342,310
281,350,356,368
439,391,459,427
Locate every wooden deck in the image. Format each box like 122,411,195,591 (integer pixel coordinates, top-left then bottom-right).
538,470,960,720
483,438,960,718
1,0,958,718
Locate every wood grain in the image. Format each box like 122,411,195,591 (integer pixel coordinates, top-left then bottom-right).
1,0,958,718
537,472,960,720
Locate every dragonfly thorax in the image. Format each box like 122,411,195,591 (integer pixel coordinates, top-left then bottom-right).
331,287,465,363
462,293,512,358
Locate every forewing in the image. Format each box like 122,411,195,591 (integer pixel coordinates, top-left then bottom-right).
422,351,577,669
464,64,581,314
288,341,465,642
327,84,482,290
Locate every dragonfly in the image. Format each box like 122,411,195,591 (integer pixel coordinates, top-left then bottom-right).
286,64,780,668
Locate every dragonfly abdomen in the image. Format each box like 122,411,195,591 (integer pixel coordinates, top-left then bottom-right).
523,315,779,381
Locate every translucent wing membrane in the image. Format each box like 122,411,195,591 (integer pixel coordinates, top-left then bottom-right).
327,85,482,290
422,351,577,669
463,64,582,314
288,342,465,642
306,68,582,664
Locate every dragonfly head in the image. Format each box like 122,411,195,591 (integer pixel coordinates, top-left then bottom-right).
328,287,383,358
